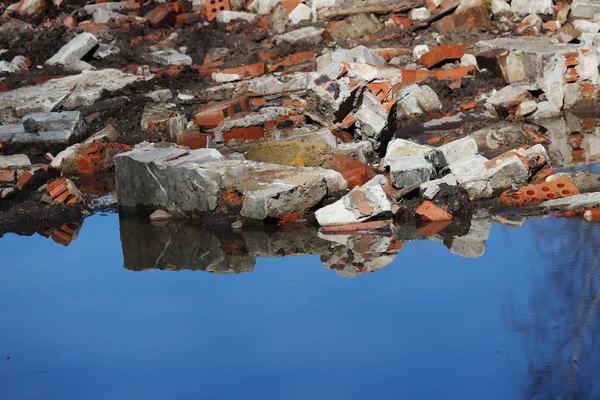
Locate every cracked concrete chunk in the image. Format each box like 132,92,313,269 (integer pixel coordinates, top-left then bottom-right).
315,184,392,226
46,33,98,67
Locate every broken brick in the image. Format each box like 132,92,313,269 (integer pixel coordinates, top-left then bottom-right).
206,0,231,21
459,101,478,112
0,169,15,182
420,44,466,69
500,178,580,206
416,201,453,222
16,171,32,191
194,96,252,129
177,131,214,149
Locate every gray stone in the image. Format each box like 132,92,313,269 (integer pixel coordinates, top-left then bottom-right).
83,2,131,13
335,141,376,164
487,155,529,192
0,111,85,146
515,100,538,117
0,69,138,122
475,37,591,108
93,43,120,59
288,3,312,24
564,84,582,109
529,101,561,120
414,85,442,113
115,145,346,219
315,184,392,226
485,85,532,118
542,192,600,211
304,74,360,126
354,90,393,149
491,0,510,14
396,84,423,116
249,75,285,94
388,156,435,189
0,154,31,168
84,125,118,143
420,174,458,200
573,19,600,33
46,33,99,67
152,50,192,66
274,27,324,45
409,7,431,20
382,139,444,171
437,136,478,165
316,45,386,70
511,0,553,15
442,155,489,186
571,0,600,18
216,11,256,23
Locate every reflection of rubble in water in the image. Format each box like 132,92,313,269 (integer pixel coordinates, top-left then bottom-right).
319,232,402,278
120,214,496,277
43,222,83,246
538,113,600,169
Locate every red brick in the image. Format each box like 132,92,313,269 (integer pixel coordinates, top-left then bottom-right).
416,201,453,221
433,5,490,35
78,21,107,34
63,16,76,29
206,0,231,21
500,178,579,206
194,96,252,129
341,114,356,129
368,81,393,101
565,67,579,83
401,69,433,83
582,83,596,100
330,154,377,188
387,15,412,29
223,126,264,143
374,47,411,62
0,169,15,182
16,171,32,191
542,20,561,32
177,131,214,149
223,191,243,206
420,44,466,69
459,101,478,112
145,3,178,27
434,66,476,81
279,211,301,224
219,62,265,79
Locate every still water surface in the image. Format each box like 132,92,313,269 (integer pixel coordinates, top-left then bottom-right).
1,213,600,399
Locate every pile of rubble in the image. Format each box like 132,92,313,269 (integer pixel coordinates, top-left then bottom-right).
3,0,600,243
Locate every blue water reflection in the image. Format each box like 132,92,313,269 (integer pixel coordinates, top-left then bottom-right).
1,213,599,399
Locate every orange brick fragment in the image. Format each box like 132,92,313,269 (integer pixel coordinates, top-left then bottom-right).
0,169,15,182
434,66,476,81
177,131,214,149
500,178,579,206
420,44,466,69
206,0,230,21
459,101,478,112
194,96,252,129
223,126,264,143
16,172,32,191
416,201,453,222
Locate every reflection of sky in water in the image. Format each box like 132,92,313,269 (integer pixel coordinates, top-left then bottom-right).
1,214,599,399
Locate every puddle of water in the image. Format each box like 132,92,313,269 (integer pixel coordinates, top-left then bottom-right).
1,213,600,399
